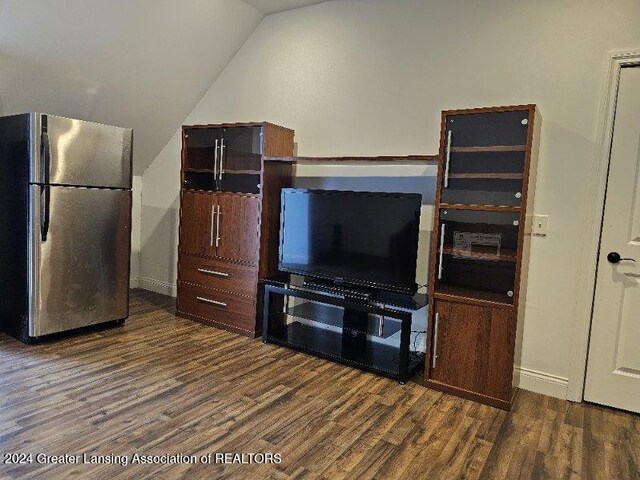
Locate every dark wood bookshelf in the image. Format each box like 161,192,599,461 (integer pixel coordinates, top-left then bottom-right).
425,104,541,410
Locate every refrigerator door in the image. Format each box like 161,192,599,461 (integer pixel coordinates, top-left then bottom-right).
30,114,132,188
29,185,131,337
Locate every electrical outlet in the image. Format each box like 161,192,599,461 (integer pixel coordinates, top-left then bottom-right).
532,215,549,236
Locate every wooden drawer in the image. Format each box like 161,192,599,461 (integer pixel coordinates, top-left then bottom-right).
177,282,257,334
178,254,257,297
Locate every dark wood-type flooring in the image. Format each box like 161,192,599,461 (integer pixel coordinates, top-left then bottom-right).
0,290,638,479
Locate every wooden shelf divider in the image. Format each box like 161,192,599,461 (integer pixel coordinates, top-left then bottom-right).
442,246,517,262
439,202,521,212
450,145,526,153
447,172,523,180
263,155,438,164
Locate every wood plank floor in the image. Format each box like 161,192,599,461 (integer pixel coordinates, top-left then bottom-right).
0,289,638,479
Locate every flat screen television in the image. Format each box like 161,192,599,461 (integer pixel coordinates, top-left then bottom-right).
278,189,422,295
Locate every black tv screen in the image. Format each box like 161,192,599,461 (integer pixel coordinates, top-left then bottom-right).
279,189,422,295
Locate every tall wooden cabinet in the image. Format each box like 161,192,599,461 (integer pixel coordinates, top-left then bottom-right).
176,122,294,337
425,105,540,410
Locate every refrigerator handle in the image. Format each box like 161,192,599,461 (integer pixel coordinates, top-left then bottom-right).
40,116,50,185
40,116,51,242
40,185,50,242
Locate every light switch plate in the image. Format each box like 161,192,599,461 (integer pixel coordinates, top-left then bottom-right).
532,214,549,236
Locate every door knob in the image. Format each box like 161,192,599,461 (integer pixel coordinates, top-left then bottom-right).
607,252,636,264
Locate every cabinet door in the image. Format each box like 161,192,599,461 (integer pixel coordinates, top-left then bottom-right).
219,126,262,194
441,110,530,207
182,127,222,191
430,300,513,401
435,209,521,304
215,193,260,264
179,191,217,257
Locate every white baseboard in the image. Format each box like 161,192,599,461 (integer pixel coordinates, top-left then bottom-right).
514,366,568,400
130,276,139,288
138,276,177,297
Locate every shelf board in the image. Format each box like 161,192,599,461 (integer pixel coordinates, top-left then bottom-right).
185,168,261,175
225,169,261,175
181,187,259,197
447,172,523,180
287,302,401,339
266,321,423,379
263,155,438,164
433,285,514,309
450,145,526,153
442,246,517,262
439,203,521,212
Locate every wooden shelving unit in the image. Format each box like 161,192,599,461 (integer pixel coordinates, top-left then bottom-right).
176,122,295,338
425,104,541,410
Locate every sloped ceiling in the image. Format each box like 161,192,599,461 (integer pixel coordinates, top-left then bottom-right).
242,0,330,14
0,0,264,174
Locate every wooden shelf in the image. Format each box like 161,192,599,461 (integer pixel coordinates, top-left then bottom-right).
226,169,261,175
263,155,438,164
433,285,514,309
442,246,517,262
185,168,261,175
450,145,526,153
447,172,523,180
439,203,521,212
181,187,259,197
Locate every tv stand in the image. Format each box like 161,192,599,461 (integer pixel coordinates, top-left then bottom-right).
261,277,426,383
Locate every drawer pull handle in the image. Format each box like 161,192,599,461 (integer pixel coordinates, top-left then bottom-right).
197,268,229,277
196,296,227,307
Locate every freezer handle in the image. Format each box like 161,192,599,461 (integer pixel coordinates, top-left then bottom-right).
41,131,50,185
40,119,51,242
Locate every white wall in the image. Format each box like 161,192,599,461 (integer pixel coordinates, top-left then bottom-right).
130,175,142,288
0,0,263,174
140,0,640,398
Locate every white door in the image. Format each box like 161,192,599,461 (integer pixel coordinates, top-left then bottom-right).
584,66,640,413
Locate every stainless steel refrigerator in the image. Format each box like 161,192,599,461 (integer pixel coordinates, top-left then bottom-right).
0,113,133,342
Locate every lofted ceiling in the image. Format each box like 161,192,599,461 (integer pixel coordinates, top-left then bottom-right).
0,0,266,174
242,0,330,14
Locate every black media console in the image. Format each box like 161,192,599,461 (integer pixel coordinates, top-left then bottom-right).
261,276,426,384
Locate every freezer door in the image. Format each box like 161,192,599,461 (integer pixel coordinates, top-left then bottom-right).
29,185,131,337
30,114,132,188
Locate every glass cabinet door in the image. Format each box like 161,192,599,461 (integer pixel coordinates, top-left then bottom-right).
441,110,530,207
218,126,262,194
182,128,222,191
434,209,520,304
182,126,263,194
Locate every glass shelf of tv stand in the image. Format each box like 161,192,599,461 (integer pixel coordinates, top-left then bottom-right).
261,276,426,383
